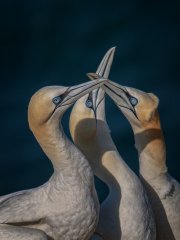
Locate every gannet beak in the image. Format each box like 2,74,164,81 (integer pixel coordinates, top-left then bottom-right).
60,78,107,107
103,80,139,118
86,47,116,114
103,80,130,105
95,46,116,78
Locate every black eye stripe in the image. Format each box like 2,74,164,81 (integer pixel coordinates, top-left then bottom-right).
107,81,130,98
58,81,100,104
96,95,105,110
104,83,139,119
52,87,70,106
87,92,93,101
105,82,139,107
117,103,139,119
52,81,101,116
53,84,86,105
104,84,129,106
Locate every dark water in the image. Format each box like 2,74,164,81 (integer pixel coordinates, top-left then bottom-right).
0,0,179,202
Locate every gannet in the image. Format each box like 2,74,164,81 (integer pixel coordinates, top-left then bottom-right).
0,79,106,240
102,79,180,239
70,48,156,240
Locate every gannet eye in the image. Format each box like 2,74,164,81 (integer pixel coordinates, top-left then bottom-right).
129,96,138,106
85,99,93,108
52,96,62,105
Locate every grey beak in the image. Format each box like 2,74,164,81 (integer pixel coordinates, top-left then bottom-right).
60,78,107,106
86,47,116,113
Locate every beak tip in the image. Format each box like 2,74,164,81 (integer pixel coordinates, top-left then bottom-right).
109,46,116,54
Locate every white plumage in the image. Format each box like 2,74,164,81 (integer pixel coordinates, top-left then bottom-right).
70,48,156,240
0,80,106,239
103,79,180,240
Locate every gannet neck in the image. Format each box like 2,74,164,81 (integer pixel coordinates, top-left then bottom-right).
133,111,167,180
99,149,136,193
70,49,156,239
32,118,92,182
74,119,134,192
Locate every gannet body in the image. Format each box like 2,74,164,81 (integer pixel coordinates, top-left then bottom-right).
70,48,156,240
102,79,180,240
0,79,106,240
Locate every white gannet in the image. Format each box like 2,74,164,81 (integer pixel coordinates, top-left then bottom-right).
102,79,180,240
0,79,106,240
70,48,156,240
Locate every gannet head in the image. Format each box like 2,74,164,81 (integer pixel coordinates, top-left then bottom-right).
101,79,159,131
69,87,104,141
70,47,115,141
28,79,106,132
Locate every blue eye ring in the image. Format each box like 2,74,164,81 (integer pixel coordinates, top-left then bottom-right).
85,99,93,108
52,96,62,105
129,96,138,106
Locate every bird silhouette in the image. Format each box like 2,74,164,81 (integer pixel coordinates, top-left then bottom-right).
70,48,156,240
102,78,180,240
0,79,106,240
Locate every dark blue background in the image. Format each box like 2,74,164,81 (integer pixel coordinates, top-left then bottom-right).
0,0,179,202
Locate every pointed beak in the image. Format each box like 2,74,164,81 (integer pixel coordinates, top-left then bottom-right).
102,80,132,109
86,46,116,115
102,80,139,118
95,46,116,78
60,78,107,107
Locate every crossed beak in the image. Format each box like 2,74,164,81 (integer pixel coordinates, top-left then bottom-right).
59,78,107,107
86,46,116,115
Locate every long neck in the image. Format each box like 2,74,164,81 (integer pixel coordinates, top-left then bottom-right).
96,89,135,188
133,112,167,180
71,89,136,193
75,114,134,192
31,118,92,184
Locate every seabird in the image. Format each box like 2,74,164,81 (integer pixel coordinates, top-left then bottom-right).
102,78,180,240
0,79,106,240
70,48,156,240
